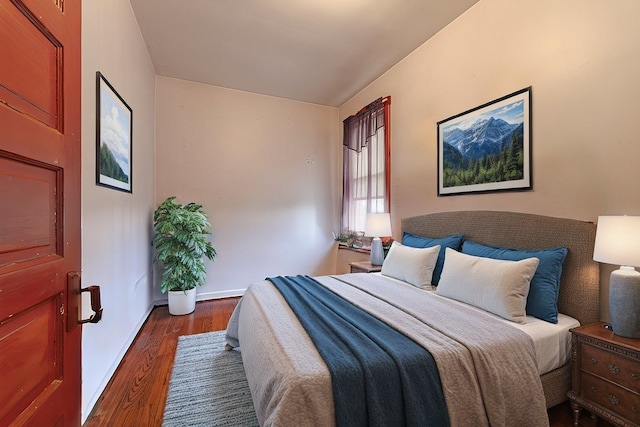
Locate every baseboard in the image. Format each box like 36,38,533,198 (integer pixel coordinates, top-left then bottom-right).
153,288,247,306
196,288,247,300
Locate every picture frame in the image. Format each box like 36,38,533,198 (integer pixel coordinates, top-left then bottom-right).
437,87,531,196
96,71,132,193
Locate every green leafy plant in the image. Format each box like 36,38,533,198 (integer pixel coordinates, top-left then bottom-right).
334,230,363,248
153,196,217,293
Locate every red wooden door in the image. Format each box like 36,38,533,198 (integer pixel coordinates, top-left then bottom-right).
0,0,83,425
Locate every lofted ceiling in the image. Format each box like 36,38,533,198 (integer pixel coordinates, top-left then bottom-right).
130,0,479,107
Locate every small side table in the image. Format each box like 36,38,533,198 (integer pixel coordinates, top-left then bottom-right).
349,261,382,274
567,322,640,426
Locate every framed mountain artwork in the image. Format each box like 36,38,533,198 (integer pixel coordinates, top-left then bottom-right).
437,87,531,196
96,71,133,193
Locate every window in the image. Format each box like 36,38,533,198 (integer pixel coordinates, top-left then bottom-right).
342,96,391,233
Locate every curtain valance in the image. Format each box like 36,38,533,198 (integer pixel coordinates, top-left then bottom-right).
343,97,387,153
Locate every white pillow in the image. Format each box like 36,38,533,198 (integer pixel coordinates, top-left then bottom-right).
381,241,440,289
436,248,539,323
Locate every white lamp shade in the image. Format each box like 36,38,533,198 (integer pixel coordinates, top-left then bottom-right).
593,216,640,267
364,213,392,237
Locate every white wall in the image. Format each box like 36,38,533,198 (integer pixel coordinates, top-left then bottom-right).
81,0,156,421
154,77,339,301
339,0,640,321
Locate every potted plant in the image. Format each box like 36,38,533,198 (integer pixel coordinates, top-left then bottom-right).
153,196,217,315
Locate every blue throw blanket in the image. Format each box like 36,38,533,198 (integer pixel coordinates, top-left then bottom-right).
267,275,449,427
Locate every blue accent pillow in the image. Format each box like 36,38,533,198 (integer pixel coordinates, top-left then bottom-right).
402,232,464,285
461,240,568,323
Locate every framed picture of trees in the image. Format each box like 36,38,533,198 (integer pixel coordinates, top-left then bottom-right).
96,72,133,193
437,87,531,196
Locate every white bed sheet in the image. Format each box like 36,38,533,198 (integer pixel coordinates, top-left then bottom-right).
510,312,579,375
373,272,579,375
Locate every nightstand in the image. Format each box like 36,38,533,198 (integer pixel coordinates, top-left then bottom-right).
568,322,640,426
349,261,382,273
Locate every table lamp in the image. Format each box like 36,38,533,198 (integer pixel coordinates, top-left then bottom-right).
365,213,392,266
593,215,640,338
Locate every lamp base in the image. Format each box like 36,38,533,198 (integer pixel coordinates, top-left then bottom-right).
609,267,640,339
370,237,384,266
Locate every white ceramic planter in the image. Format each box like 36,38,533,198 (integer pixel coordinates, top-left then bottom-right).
168,288,197,315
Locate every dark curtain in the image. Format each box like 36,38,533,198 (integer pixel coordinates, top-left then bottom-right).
342,97,390,232
343,98,386,152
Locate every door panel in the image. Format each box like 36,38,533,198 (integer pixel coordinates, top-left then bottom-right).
0,155,59,265
0,1,62,129
0,0,82,425
0,295,63,423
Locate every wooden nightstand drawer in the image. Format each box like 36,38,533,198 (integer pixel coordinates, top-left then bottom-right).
569,322,640,426
582,373,640,423
581,344,640,393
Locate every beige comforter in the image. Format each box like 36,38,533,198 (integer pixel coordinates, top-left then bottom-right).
226,273,549,427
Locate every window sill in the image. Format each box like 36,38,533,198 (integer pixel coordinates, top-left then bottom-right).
337,244,370,254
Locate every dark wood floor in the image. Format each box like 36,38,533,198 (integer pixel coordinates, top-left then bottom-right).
83,298,611,426
83,298,239,426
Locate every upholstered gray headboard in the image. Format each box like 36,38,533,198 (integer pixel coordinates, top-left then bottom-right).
401,211,600,326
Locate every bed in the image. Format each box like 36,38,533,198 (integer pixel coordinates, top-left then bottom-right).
226,211,600,426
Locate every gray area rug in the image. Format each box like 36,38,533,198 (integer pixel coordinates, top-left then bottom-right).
162,331,258,426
